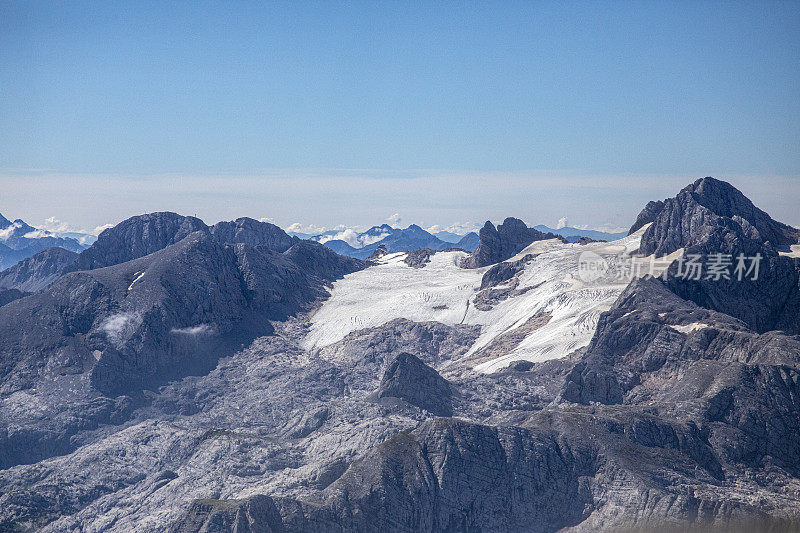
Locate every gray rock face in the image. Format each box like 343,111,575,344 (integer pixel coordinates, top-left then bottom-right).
479,253,534,289
634,177,799,255
0,247,78,292
631,177,800,334
210,218,297,251
170,496,284,533
0,288,30,307
366,244,389,262
454,232,478,252
403,248,436,268
461,218,565,269
0,213,317,298
628,199,665,235
375,352,452,416
71,212,208,271
561,274,800,472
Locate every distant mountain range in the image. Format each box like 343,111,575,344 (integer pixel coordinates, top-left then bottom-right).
287,223,626,258
532,224,627,242
290,224,480,259
0,213,90,270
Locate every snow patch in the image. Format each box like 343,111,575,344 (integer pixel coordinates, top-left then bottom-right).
670,322,709,334
170,324,216,336
779,244,800,258
128,271,145,291
305,226,662,373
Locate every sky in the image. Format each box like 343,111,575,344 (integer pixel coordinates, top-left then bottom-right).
1,1,799,234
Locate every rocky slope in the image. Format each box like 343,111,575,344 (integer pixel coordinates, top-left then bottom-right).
0,246,78,293
0,216,362,472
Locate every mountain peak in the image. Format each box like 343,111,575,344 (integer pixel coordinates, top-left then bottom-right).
210,217,296,251
634,176,799,255
72,212,209,271
362,224,396,237
461,217,565,268
404,224,428,234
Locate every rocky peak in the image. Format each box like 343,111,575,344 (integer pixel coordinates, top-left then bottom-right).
626,177,800,334
376,352,452,416
634,177,799,256
210,217,297,251
72,212,208,271
628,200,665,234
455,231,479,252
366,244,390,262
461,217,564,268
363,224,396,237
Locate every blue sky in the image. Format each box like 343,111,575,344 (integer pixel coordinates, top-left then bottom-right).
1,1,798,232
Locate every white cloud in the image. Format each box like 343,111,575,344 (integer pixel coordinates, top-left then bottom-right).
285,222,331,235
258,217,275,223
34,216,109,240
386,213,402,227
41,216,104,236
317,227,390,248
170,324,216,336
23,229,52,239
100,312,141,345
0,222,23,241
571,223,629,234
318,228,359,246
41,216,73,233
556,217,569,229
426,222,481,235
360,232,390,246
93,223,114,235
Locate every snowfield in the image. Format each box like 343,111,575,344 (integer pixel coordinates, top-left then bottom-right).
304,226,660,373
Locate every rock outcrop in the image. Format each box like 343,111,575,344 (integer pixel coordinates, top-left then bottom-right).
170,496,283,533
461,217,564,268
375,352,452,416
210,218,297,251
403,248,436,268
479,253,534,289
634,177,799,255
366,244,390,262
